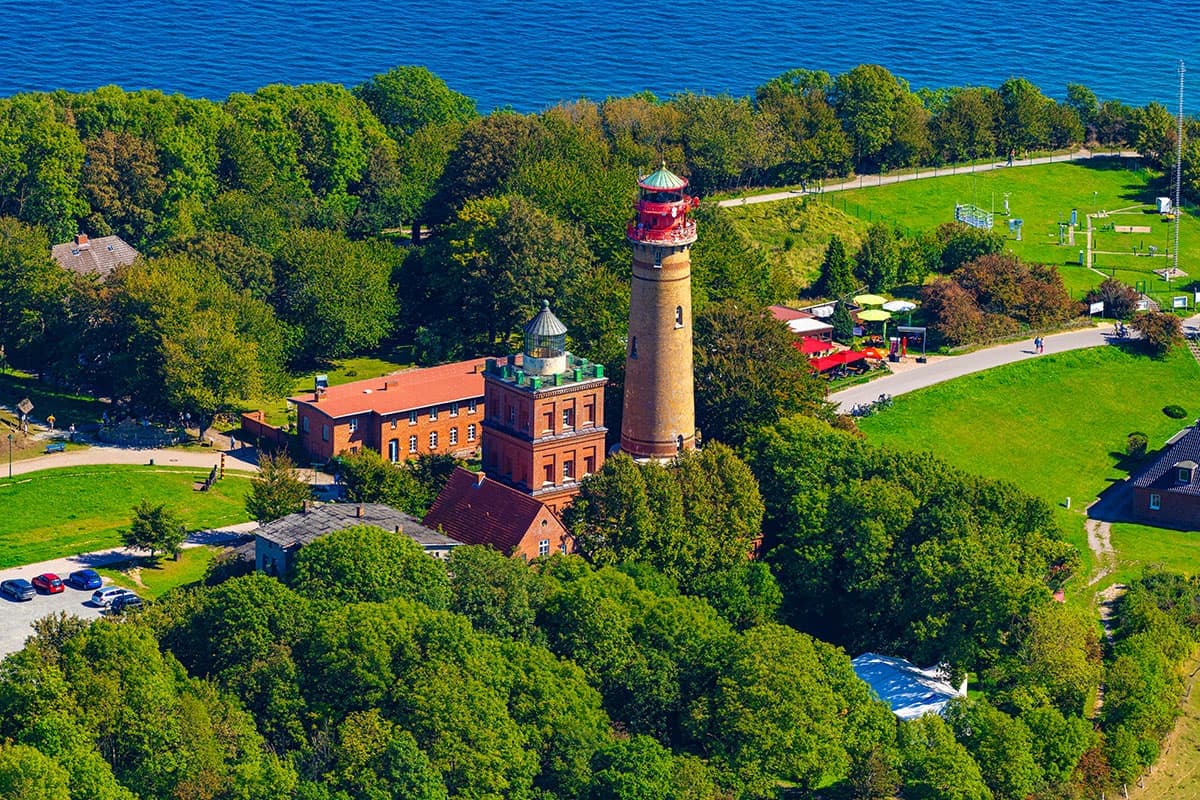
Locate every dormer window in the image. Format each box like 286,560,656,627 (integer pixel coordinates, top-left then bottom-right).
1174,460,1197,484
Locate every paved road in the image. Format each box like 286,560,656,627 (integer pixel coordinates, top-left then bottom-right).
830,315,1200,412
717,149,1141,208
829,324,1119,411
0,523,257,657
8,443,334,484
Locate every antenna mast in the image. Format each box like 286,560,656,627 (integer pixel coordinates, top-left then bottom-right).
1174,60,1185,274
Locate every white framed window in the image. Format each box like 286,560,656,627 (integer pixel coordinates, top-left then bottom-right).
449,427,458,445
467,424,477,442
1179,468,1192,483
429,406,438,421
429,431,438,449
468,399,478,414
348,418,358,433
450,402,459,417
388,439,399,462
408,435,418,453
538,539,550,557
563,460,574,480
675,305,684,328
563,408,574,428
409,409,418,425
390,418,397,429
1150,493,1161,510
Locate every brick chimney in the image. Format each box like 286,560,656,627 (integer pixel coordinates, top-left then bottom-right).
356,504,364,518
303,499,312,513
75,233,90,249
475,471,486,487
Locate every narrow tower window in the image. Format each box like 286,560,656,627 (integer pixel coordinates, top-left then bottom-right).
675,306,684,328
676,434,684,451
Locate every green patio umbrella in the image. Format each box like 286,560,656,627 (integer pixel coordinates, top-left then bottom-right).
853,293,888,306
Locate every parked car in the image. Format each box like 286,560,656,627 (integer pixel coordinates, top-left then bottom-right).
31,573,64,594
109,593,143,613
66,569,102,590
91,586,131,607
0,579,35,601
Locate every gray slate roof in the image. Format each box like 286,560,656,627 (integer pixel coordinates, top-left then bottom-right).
255,502,463,550
524,300,568,337
51,235,139,278
1133,423,1200,496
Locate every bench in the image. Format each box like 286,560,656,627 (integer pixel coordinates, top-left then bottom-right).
44,442,66,454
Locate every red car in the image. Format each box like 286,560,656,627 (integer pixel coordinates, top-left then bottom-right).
31,573,64,594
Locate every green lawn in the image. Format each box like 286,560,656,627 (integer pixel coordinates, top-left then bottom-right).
0,465,254,568
856,346,1200,583
98,545,223,599
727,160,1200,305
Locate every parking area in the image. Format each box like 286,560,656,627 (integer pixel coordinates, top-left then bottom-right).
0,575,110,656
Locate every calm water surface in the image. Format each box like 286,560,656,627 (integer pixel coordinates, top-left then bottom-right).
0,0,1196,110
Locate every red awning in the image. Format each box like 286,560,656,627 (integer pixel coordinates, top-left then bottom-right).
808,350,867,372
794,337,829,355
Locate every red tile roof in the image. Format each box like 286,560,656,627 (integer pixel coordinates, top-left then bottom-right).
290,358,490,419
768,304,812,323
423,467,563,554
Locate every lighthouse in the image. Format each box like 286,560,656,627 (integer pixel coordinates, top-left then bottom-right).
620,163,699,460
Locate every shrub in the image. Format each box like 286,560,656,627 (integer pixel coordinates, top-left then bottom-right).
1126,432,1148,457
1163,405,1187,419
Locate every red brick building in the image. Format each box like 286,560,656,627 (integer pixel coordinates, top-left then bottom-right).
481,301,608,516
423,467,572,560
1131,422,1200,528
291,358,490,463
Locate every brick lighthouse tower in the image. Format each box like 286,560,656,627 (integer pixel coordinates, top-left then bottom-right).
620,163,699,460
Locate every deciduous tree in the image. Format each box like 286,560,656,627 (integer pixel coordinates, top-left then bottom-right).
246,451,312,522
123,500,185,560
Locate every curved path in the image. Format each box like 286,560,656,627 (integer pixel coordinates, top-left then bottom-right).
828,323,1121,411
831,314,1200,412
717,149,1141,208
7,442,334,485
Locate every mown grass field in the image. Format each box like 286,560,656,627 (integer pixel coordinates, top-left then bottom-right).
726,160,1200,307
0,465,253,568
856,346,1200,585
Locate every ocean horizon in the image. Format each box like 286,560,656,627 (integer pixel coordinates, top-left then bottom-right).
0,0,1194,112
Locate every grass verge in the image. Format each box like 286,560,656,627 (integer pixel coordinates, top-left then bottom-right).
97,545,223,600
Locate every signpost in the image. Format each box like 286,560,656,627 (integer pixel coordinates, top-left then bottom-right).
1088,301,1105,315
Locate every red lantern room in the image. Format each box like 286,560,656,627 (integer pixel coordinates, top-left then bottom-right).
626,162,699,246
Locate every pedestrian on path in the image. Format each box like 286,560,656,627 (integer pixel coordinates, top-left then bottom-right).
1037,337,1044,354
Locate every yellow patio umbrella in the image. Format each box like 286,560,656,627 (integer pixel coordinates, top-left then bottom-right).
853,293,887,306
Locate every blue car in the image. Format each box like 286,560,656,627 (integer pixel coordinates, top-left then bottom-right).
0,579,35,601
66,569,102,590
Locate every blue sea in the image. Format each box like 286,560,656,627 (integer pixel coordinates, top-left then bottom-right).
0,0,1196,111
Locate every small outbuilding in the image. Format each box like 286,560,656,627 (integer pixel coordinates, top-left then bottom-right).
51,233,139,278
254,502,462,577
851,652,967,720
1131,422,1200,528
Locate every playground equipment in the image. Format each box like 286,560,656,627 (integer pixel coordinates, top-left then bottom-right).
954,203,993,230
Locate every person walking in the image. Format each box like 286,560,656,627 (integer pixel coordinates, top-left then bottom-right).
1037,336,1044,354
